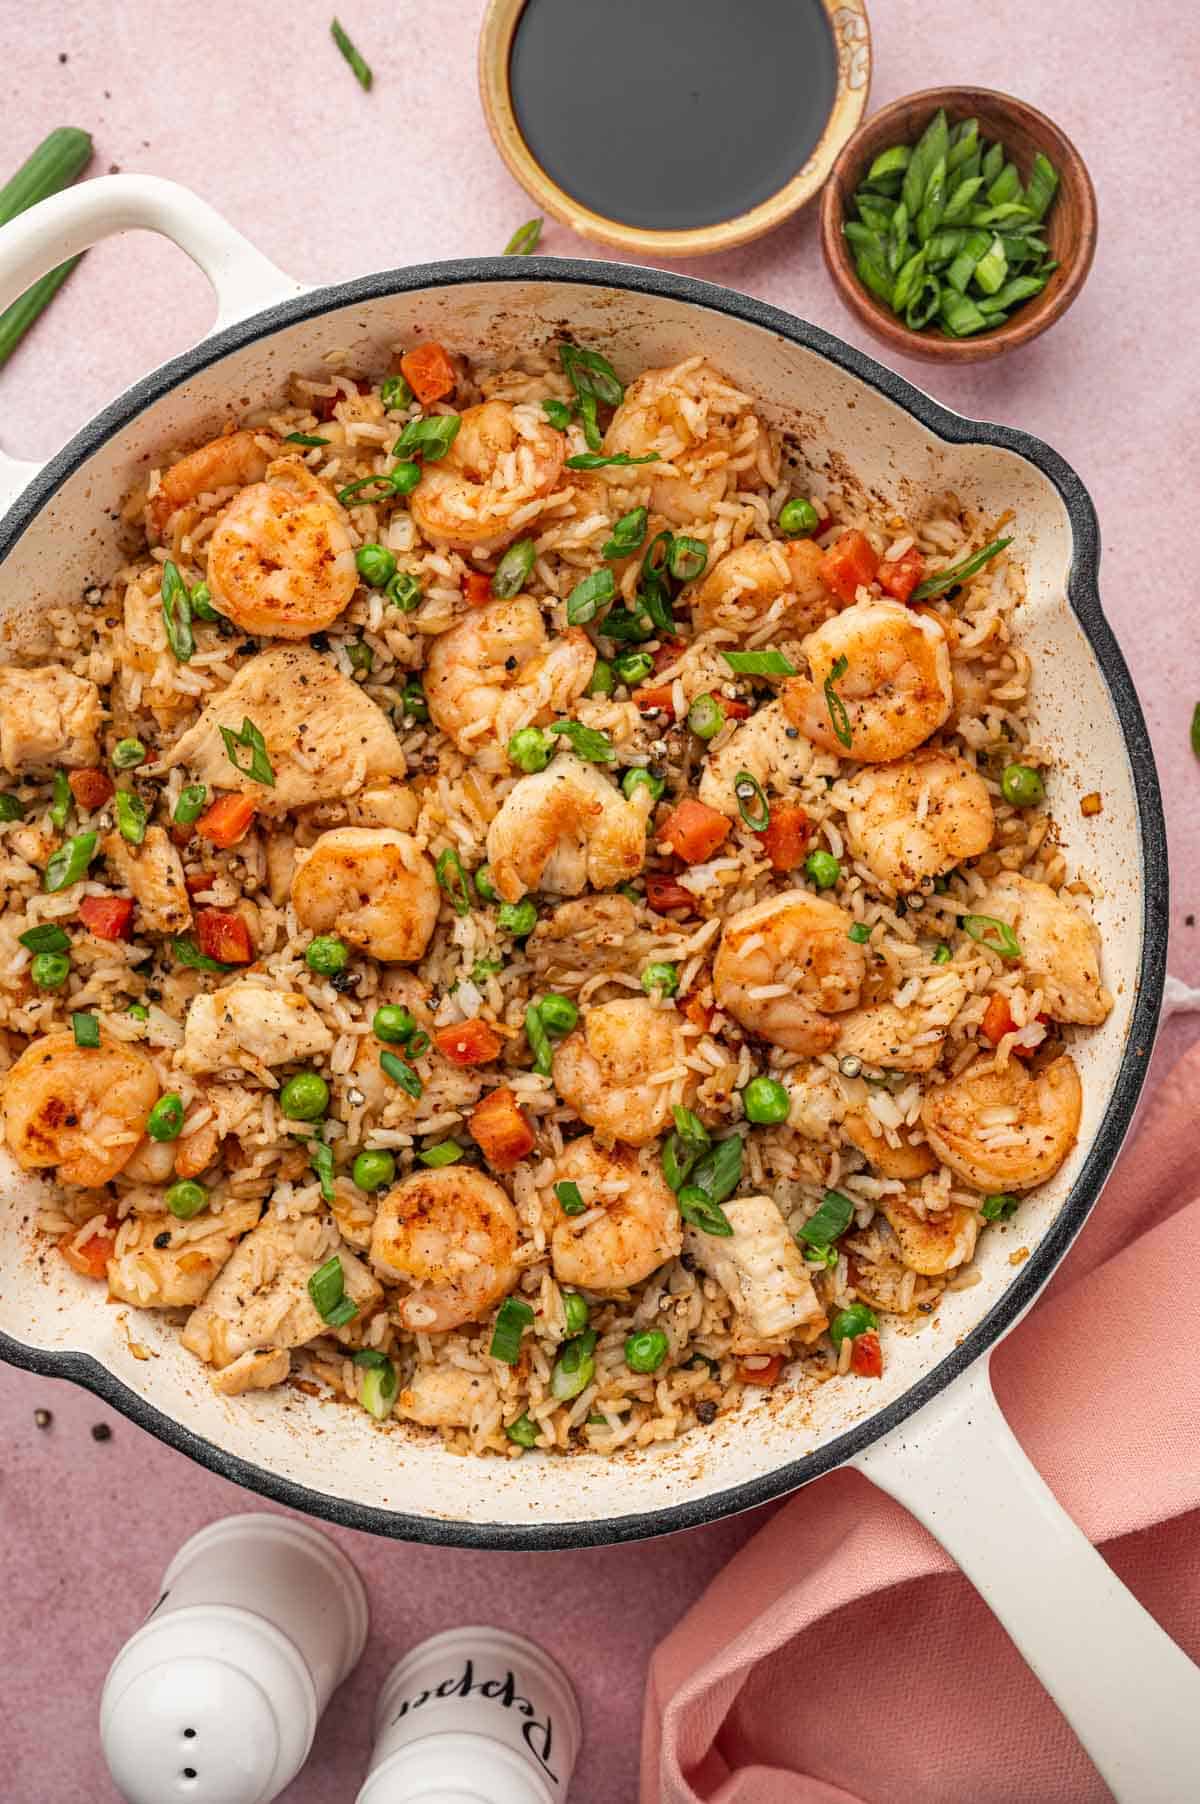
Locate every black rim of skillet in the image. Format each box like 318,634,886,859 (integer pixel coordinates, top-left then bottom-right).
0,257,1168,1551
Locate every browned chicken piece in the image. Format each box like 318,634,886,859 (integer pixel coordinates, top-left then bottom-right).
107,1198,261,1309
212,1347,293,1396
102,825,192,935
180,982,334,1075
0,664,101,771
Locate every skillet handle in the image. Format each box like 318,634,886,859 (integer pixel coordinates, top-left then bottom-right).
0,174,304,512
852,1356,1200,1802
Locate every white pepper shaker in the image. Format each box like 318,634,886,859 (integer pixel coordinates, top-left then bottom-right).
100,1513,368,1804
356,1626,582,1804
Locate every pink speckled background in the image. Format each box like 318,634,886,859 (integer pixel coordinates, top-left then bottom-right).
1,2,1198,1800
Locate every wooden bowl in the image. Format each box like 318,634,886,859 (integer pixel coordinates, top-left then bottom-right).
820,86,1097,362
480,0,873,259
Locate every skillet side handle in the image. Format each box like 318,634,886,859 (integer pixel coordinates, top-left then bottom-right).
0,174,304,513
852,1356,1200,1803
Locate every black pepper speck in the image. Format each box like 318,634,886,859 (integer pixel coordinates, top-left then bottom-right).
91,1423,112,1442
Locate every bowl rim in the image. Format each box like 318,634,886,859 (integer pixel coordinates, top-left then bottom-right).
478,0,872,258
0,255,1166,1549
820,83,1099,363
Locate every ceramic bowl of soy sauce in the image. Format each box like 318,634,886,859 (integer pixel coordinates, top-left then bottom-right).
479,0,872,257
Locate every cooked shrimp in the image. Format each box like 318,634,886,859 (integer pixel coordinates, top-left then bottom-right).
291,827,440,963
879,1193,979,1276
713,891,866,1056
783,600,953,762
691,538,834,639
975,872,1112,1025
548,1137,681,1291
409,401,565,549
485,755,652,903
836,967,969,1073
698,698,814,818
205,463,357,638
2,1030,159,1187
424,596,594,768
921,1054,1082,1191
842,750,994,890
369,1166,520,1332
842,1110,938,1180
552,998,692,1146
147,428,274,539
603,358,770,525
684,1196,826,1348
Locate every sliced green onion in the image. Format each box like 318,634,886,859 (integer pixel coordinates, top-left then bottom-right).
622,767,664,802
601,604,654,643
848,921,871,944
0,129,92,366
435,847,475,916
557,1293,588,1340
380,372,413,411
829,1302,878,1346
585,658,614,697
174,784,208,825
346,640,373,675
359,1357,398,1419
114,788,148,846
823,654,852,750
797,1189,854,1251
547,719,613,762
525,1003,553,1077
549,1329,597,1400
19,922,70,953
932,942,952,964
962,914,1022,960
219,716,275,787
565,451,660,471
492,538,537,599
308,1253,354,1322
578,390,602,451
866,144,911,185
160,561,194,663
506,1412,539,1447
112,738,146,771
127,1003,149,1021
668,536,707,582
1193,703,1200,761
722,649,796,677
542,399,574,430
303,1137,335,1202
1024,152,1060,222
48,769,71,831
601,506,648,560
613,649,654,686
490,1295,534,1365
166,1179,209,1221
380,1050,422,1097
394,414,461,462
471,954,504,982
43,831,97,893
690,1133,743,1206
418,1140,464,1169
678,1187,733,1236
566,566,615,625
172,935,234,974
981,1192,1020,1220
686,693,725,740
734,771,770,832
30,951,69,988
330,17,372,90
555,1180,586,1216
559,342,624,409
502,217,543,256
0,793,26,822
625,1329,669,1373
285,431,330,447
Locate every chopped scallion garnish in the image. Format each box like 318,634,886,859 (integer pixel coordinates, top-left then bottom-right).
489,1295,534,1365
219,716,276,787
330,17,372,90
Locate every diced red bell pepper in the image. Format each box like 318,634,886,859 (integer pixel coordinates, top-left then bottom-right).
878,545,926,603
820,530,880,605
632,684,676,719
78,895,134,942
736,1354,785,1387
434,1020,504,1066
645,874,696,914
981,992,1016,1046
464,570,493,606
195,908,253,964
683,995,714,1032
851,1330,883,1378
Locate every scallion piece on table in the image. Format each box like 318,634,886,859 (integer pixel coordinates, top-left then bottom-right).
0,128,93,368
330,18,372,90
721,649,796,677
502,217,543,256
489,1295,534,1365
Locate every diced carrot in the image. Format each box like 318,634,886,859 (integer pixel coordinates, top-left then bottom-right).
851,1330,883,1378
736,1354,785,1387
632,684,676,719
820,530,880,605
78,895,134,941
1081,791,1103,817
195,908,253,965
760,803,813,873
464,570,493,606
684,995,714,1032
197,793,257,849
878,546,926,603
400,342,458,405
981,992,1015,1046
469,1087,535,1172
68,768,114,811
434,1019,504,1066
658,798,730,865
171,824,195,848
59,1220,117,1281
645,874,696,914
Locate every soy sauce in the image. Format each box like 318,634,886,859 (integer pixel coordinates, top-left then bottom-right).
508,0,839,233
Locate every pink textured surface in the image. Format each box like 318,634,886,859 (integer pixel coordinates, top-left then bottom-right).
0,2,1196,1801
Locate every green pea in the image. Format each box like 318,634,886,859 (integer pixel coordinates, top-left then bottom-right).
539,993,579,1036
805,849,841,890
505,1412,539,1447
0,793,26,822
306,935,349,976
562,1291,589,1335
585,658,614,697
625,1329,669,1374
380,373,413,411
112,738,146,770
981,1192,1019,1220
30,951,70,989
829,1302,878,1346
622,767,664,802
507,727,551,773
165,1180,208,1220
146,1093,185,1142
388,460,422,496
498,898,537,938
373,1005,416,1044
353,1149,396,1192
279,1071,330,1121
741,1076,790,1125
356,543,397,588
687,693,725,740
848,922,871,944
1001,762,1045,807
613,650,654,686
127,1003,149,1021
474,866,499,903
779,497,820,537
641,961,679,997
387,572,422,613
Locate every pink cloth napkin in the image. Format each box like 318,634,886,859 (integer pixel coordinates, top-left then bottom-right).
642,1043,1200,1804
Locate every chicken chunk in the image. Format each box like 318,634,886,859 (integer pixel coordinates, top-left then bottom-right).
102,825,192,934
179,983,334,1075
0,664,101,772
212,1346,292,1396
155,646,406,815
182,1216,382,1369
107,1198,261,1310
685,1196,826,1348
395,1364,493,1430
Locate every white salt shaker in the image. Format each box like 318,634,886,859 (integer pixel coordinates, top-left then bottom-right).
357,1626,582,1804
100,1513,368,1804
